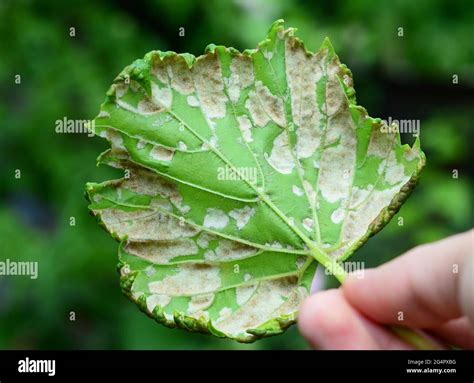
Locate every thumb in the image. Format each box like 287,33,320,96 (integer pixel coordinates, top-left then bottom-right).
342,230,472,328
460,247,474,327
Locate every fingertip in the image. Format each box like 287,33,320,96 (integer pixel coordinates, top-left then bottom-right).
298,290,344,348
298,293,318,332
298,289,380,349
343,269,377,304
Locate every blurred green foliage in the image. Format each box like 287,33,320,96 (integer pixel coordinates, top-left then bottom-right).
0,0,472,349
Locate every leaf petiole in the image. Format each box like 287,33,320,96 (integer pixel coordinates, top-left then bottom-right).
308,244,347,284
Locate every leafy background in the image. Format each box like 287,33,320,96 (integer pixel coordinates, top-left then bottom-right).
0,0,472,349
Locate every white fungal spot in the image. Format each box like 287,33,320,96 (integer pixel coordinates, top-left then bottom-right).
136,140,147,150
229,206,255,230
137,99,161,115
367,126,395,159
266,132,295,174
203,208,229,229
104,206,197,241
343,74,352,87
236,283,258,305
92,194,102,203
264,241,283,249
149,145,175,162
295,257,306,269
98,171,201,243
187,293,214,313
204,249,216,259
132,291,144,300
178,205,191,214
168,58,194,95
101,129,126,151
331,183,409,259
245,94,269,127
285,38,324,160
148,264,221,295
120,265,130,276
115,83,128,98
231,56,254,89
214,278,294,337
150,57,168,84
192,55,226,119
208,241,256,261
245,81,285,128
404,147,419,161
218,307,232,320
116,188,122,201
325,77,345,116
145,265,156,276
125,239,199,264
302,218,314,231
178,141,187,150
151,83,172,109
226,73,241,103
377,160,386,175
296,119,323,159
197,232,212,249
330,207,345,224
384,152,406,185
349,185,373,209
263,50,273,60
227,56,254,104
292,185,304,197
186,95,200,107
237,115,253,143
318,111,357,203
273,286,308,317
257,81,285,127
146,294,172,312
202,136,218,149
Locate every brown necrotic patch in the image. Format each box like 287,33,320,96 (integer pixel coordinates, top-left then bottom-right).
100,208,198,241
213,276,298,337
124,239,199,264
192,53,227,119
167,55,195,95
148,264,221,296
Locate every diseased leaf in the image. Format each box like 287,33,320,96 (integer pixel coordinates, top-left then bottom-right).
85,20,425,342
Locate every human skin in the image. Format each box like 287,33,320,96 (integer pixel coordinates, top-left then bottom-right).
298,230,474,349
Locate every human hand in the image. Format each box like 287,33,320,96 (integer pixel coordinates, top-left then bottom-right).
298,230,474,349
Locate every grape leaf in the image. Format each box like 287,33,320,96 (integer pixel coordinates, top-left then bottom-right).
85,20,425,342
